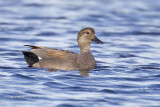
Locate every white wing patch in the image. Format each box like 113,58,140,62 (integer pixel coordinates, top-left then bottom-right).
38,56,42,60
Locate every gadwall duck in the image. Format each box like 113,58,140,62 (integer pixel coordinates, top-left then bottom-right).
22,27,103,70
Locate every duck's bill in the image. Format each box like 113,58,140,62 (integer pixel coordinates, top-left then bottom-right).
92,36,104,44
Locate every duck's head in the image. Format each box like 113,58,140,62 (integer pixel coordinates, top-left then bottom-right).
77,27,103,51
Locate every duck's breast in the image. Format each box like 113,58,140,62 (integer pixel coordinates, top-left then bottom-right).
77,51,96,70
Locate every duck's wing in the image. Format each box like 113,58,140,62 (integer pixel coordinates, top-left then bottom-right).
24,45,78,59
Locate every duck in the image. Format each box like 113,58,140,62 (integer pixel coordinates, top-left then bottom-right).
22,27,103,70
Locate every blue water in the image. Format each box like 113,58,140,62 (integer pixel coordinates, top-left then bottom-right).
1,0,160,106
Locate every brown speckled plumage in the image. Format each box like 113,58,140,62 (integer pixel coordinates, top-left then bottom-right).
22,27,103,70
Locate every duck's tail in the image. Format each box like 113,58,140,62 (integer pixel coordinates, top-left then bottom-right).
22,51,39,67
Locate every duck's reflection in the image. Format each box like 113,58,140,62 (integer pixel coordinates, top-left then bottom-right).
79,70,90,76
48,69,58,72
47,69,90,76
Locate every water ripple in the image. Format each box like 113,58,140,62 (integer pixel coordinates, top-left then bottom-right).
0,0,160,107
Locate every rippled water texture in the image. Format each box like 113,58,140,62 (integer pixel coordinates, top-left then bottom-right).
0,0,160,106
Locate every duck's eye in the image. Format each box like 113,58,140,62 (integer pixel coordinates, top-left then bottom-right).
86,32,90,34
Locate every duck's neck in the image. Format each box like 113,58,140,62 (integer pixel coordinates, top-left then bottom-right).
79,43,91,52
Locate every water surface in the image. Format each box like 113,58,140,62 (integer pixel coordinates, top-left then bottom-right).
0,0,160,106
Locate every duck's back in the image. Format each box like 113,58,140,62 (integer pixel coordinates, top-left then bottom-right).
23,45,78,70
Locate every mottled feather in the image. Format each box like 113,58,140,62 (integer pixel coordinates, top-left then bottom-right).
22,27,103,70
24,45,78,59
